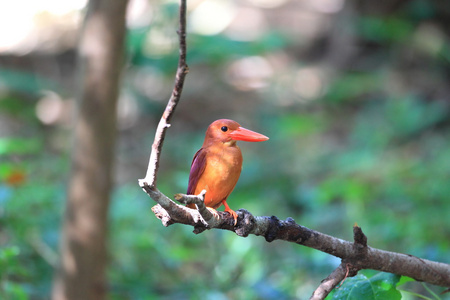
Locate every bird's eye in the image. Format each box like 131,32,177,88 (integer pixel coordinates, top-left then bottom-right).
221,126,228,132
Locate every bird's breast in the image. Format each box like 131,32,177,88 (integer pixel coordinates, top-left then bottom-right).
195,145,243,208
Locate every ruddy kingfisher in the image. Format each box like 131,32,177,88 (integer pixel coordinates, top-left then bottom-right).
187,119,269,224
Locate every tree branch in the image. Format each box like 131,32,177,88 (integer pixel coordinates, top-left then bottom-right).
147,193,450,288
53,0,129,299
310,225,367,299
139,0,188,189
310,263,348,300
174,190,218,225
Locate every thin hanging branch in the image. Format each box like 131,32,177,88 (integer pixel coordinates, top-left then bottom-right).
139,0,188,189
138,1,450,299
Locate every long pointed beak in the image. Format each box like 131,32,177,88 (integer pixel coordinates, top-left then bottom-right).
229,127,269,142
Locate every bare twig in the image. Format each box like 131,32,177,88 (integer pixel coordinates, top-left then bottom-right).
310,263,347,300
139,0,188,188
338,264,351,288
174,190,218,225
174,190,207,206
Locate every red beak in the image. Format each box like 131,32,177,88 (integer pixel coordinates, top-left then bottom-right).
229,127,269,142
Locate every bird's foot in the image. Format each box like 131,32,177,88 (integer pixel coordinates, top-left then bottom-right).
206,207,220,220
224,208,238,226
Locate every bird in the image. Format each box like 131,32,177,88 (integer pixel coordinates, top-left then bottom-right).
187,119,269,224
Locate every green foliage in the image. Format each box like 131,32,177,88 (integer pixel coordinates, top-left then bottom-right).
0,106,67,297
397,277,446,300
326,273,401,300
358,16,413,43
325,73,381,104
0,70,55,96
0,246,28,300
0,138,42,156
188,32,286,65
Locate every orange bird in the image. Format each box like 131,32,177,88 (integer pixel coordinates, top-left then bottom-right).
187,119,269,223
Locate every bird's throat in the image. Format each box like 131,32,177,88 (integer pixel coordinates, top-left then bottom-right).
223,140,237,147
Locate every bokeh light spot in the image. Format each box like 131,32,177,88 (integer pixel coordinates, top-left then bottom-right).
189,0,236,35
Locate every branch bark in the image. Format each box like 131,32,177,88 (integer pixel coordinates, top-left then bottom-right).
148,197,450,289
52,0,128,299
138,0,450,298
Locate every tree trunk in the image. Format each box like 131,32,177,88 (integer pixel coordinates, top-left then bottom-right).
52,0,128,299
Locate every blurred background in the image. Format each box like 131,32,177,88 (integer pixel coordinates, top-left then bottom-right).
1,0,449,299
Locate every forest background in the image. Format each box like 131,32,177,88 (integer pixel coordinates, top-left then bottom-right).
0,0,449,299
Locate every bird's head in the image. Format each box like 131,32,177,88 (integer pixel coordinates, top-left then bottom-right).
204,119,269,145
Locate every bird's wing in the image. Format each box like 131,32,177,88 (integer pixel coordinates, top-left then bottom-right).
187,148,207,195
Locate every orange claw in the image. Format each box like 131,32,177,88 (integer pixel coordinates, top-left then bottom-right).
222,200,238,225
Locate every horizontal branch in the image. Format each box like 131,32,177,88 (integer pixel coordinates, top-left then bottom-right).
139,185,450,288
